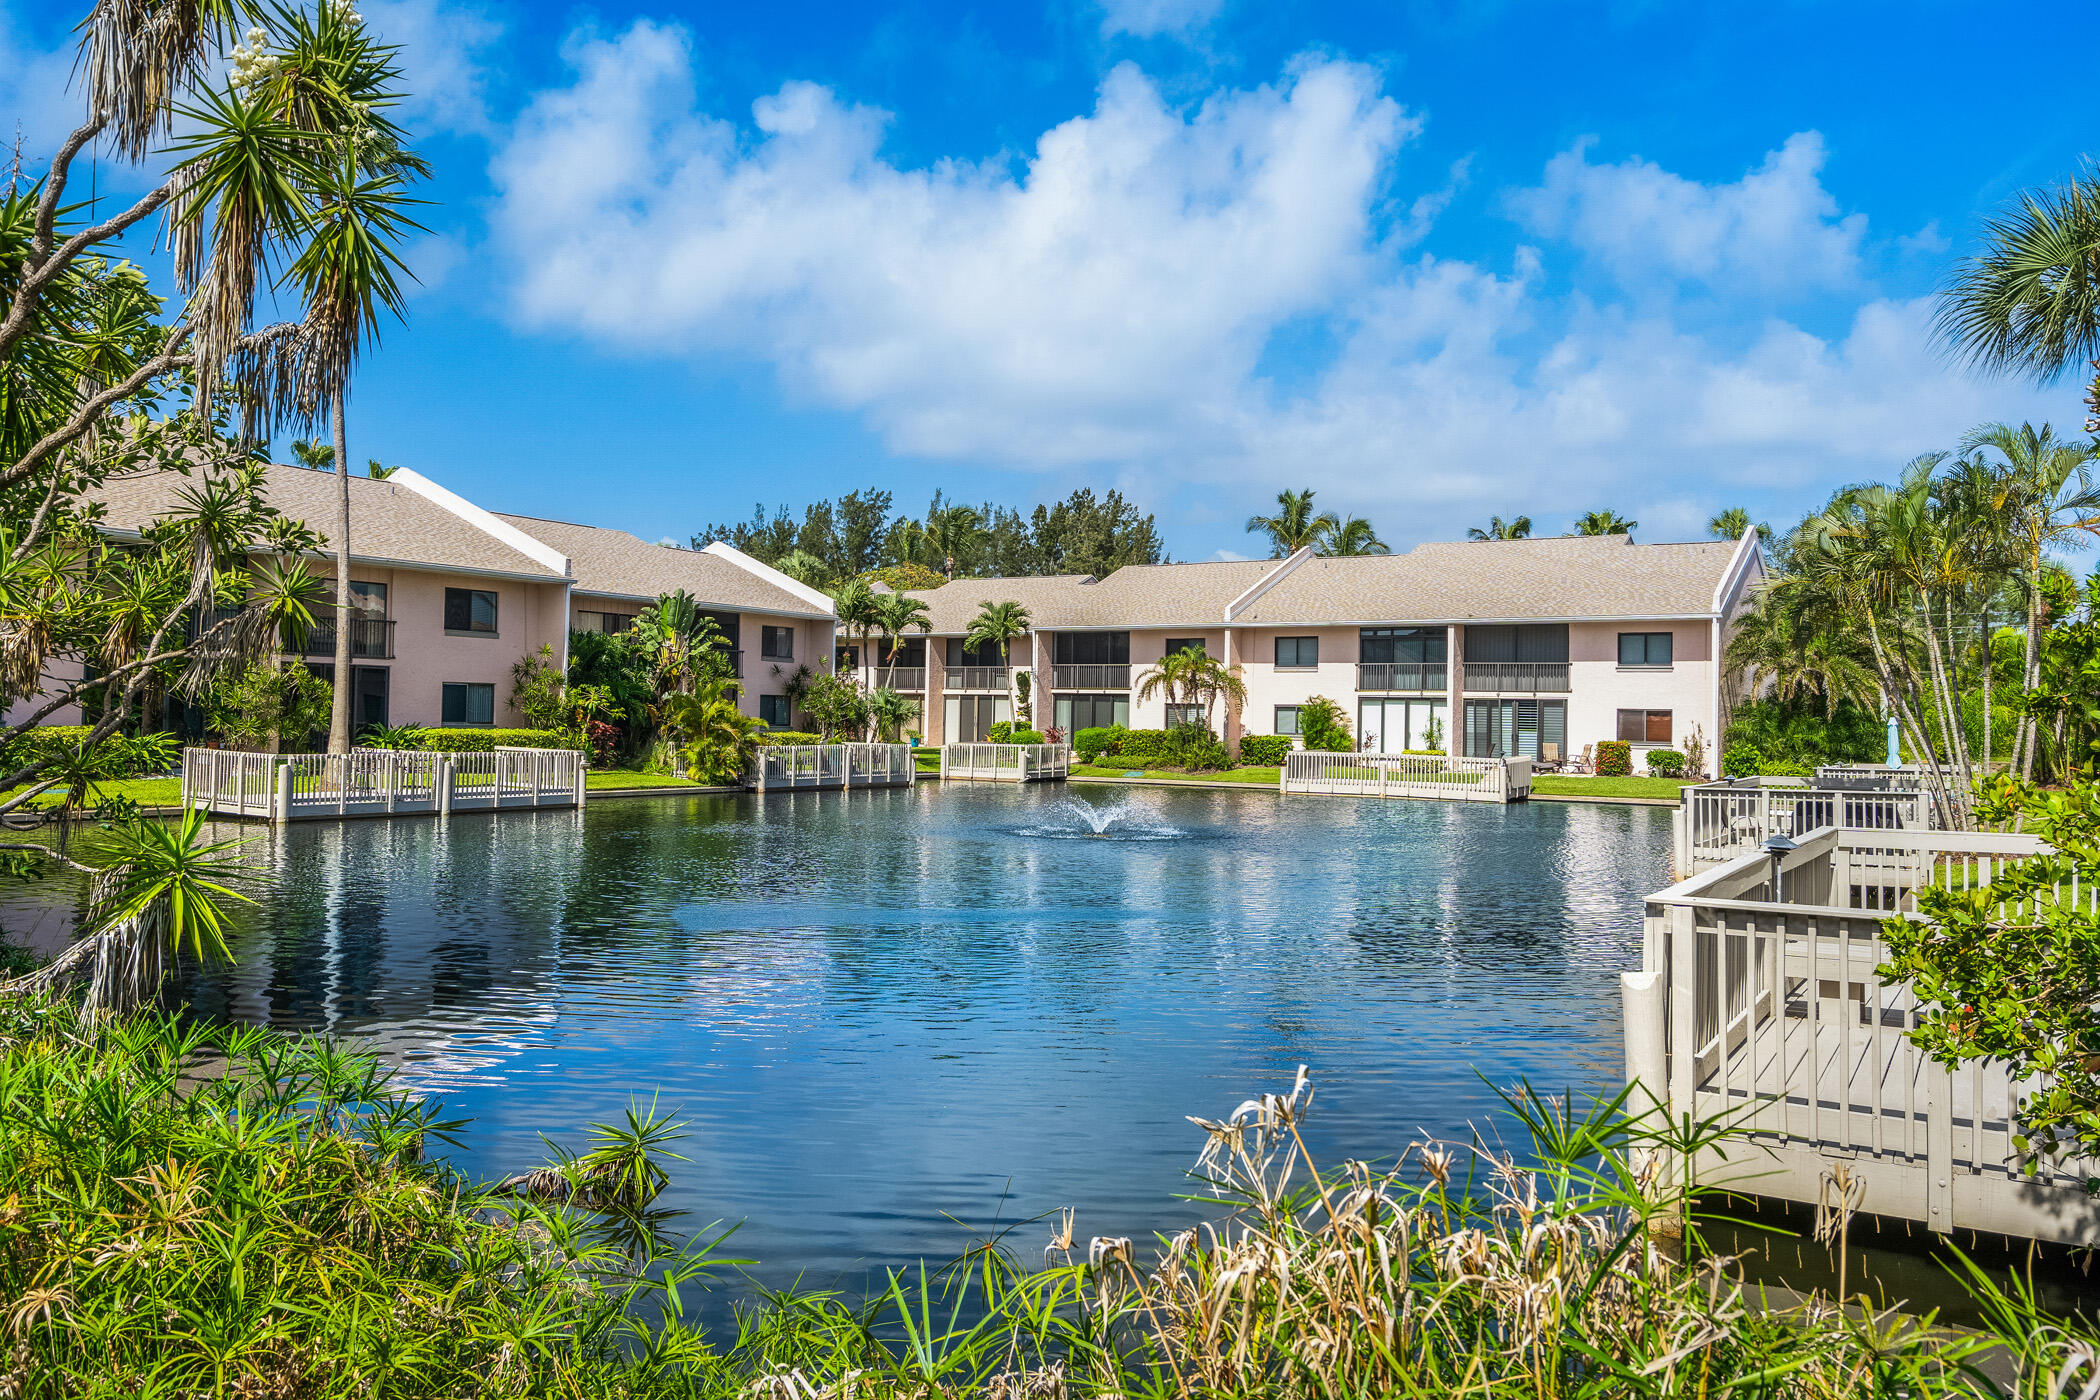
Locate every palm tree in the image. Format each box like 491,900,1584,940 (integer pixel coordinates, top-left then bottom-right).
772,549,831,589
833,578,882,686
1467,515,1532,541
866,687,918,742
1318,515,1389,557
872,591,932,689
965,600,1032,674
916,504,983,577
1707,507,1772,542
660,671,764,784
1246,489,1339,558
288,439,334,470
1936,168,2100,433
1135,649,1247,733
1959,422,2100,778
1572,510,1636,536
366,459,396,479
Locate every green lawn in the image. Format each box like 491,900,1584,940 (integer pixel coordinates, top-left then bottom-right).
585,770,723,790
1531,774,1695,800
1070,764,1282,785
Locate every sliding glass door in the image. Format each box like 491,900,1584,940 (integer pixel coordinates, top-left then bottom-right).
1462,698,1564,758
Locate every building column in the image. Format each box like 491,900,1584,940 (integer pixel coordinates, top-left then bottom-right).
1221,627,1242,747
925,638,947,745
1444,624,1464,756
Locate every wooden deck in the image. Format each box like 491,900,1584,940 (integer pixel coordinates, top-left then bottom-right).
939,743,1069,782
183,747,584,822
1630,826,2100,1245
750,743,916,792
1281,751,1531,803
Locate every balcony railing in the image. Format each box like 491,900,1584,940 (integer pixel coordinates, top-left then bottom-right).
947,666,1009,692
297,616,396,660
1462,661,1569,693
1356,661,1446,692
884,666,927,691
1051,663,1130,690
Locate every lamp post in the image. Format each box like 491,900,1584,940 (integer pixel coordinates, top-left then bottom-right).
1763,831,1799,902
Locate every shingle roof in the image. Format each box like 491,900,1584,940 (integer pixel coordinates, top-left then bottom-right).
1234,536,1744,624
497,515,830,618
905,574,1101,633
91,463,566,579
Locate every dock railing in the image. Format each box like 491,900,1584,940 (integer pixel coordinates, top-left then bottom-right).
751,743,915,791
1675,777,1928,871
1629,824,2100,1243
1280,750,1530,803
184,745,584,822
939,743,1070,782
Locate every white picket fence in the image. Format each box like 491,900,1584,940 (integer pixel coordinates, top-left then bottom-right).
1280,750,1530,803
1675,779,1928,871
939,744,1071,782
183,746,584,822
751,743,916,791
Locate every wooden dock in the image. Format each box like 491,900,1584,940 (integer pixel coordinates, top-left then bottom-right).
1280,751,1531,803
750,743,916,792
183,747,583,823
939,743,1070,783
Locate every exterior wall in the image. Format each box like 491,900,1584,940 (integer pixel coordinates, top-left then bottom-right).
1565,620,1716,765
1232,625,1366,738
924,635,949,745
1123,628,1229,730
739,613,833,726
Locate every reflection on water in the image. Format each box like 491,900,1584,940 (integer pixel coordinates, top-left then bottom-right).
179,784,1673,1304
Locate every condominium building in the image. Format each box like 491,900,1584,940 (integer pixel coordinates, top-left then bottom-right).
895,534,1763,764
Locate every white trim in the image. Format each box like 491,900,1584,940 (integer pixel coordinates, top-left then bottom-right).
702,541,837,616
390,468,573,576
1710,530,1763,616
569,587,830,620
1224,547,1314,622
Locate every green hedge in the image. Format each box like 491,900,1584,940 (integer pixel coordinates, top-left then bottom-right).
1074,726,1121,762
1238,735,1291,766
1595,740,1632,777
419,728,581,753
0,725,95,769
1644,748,1686,775
757,731,822,746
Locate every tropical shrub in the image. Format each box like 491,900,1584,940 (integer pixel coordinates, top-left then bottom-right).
420,728,581,752
1074,726,1122,762
867,687,919,742
1644,748,1686,776
1723,697,1882,769
583,720,622,768
1720,742,1762,778
1006,728,1046,745
206,664,333,751
358,722,428,750
510,644,572,732
799,673,871,742
756,730,822,746
0,726,94,771
1238,735,1292,766
1101,729,1173,762
1299,696,1353,752
1595,740,1632,777
1171,731,1233,771
661,673,765,784
987,720,1014,742
0,727,171,781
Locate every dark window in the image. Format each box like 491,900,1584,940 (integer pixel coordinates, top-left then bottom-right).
1052,631,1130,665
355,667,389,729
837,644,860,671
1275,636,1319,668
1618,632,1673,667
1359,627,1445,663
762,625,795,660
700,610,741,647
1054,693,1128,732
759,695,792,727
1165,703,1207,728
444,588,498,635
946,637,1009,667
575,610,636,634
1617,708,1674,743
442,682,495,726
880,637,926,667
349,581,387,616
1164,637,1206,657
1462,623,1568,663
1275,705,1302,736
1466,698,1566,758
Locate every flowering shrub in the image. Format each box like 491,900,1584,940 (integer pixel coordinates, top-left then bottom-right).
1595,740,1632,776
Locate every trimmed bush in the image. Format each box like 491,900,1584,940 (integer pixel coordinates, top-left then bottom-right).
1644,748,1686,776
1074,726,1121,762
1237,735,1292,766
1721,743,1762,779
1006,728,1046,745
1595,740,1632,777
756,730,822,746
420,727,580,753
0,725,97,770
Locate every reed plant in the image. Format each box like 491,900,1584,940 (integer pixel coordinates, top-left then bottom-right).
1,996,2090,1397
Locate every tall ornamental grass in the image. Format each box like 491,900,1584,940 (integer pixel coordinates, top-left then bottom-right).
0,997,2089,1397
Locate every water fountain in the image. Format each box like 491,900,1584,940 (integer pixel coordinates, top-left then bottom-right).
1019,795,1186,841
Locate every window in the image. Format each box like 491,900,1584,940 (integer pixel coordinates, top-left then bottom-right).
444,588,498,635
441,682,495,726
1165,703,1207,729
1359,627,1445,663
1164,637,1206,657
759,695,792,727
762,625,795,660
1274,705,1302,736
575,610,636,634
1618,632,1673,667
1275,636,1319,669
947,638,1007,668
1617,708,1673,743
1052,632,1130,665
349,581,387,615
1461,623,1569,663
1053,693,1128,732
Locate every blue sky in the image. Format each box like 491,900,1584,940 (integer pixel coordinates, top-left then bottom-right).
4,0,2097,559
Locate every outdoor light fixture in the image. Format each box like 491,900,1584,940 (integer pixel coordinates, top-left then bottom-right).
1762,831,1799,901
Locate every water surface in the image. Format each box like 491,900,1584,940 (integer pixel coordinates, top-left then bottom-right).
181,783,1671,1297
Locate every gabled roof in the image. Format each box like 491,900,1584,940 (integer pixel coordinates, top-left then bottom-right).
91,462,567,580
903,574,1099,633
497,515,831,618
1233,536,1744,625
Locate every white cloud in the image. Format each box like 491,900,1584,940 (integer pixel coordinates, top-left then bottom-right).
1507,132,1867,297
489,32,2077,546
1098,0,1224,39
361,0,504,137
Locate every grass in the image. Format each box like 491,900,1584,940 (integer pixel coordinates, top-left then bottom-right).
584,769,725,790
0,994,2075,1397
1533,774,1698,799
1071,763,1282,784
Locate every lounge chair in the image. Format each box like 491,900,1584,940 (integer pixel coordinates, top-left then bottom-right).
1538,741,1563,773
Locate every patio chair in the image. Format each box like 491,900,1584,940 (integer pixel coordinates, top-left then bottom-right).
1573,742,1594,775
1538,741,1562,772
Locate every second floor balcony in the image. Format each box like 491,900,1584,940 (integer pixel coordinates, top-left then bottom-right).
1462,660,1570,693
1051,663,1130,690
946,665,1009,692
298,616,396,660
885,666,926,691
1356,661,1446,692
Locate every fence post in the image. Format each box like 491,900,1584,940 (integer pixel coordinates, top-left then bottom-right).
274,760,293,825
1666,903,1697,1129
437,756,453,817
1924,1061,1955,1232
573,752,586,808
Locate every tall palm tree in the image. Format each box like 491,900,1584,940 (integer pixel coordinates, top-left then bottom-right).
1246,489,1338,558
365,459,396,479
288,439,334,470
1707,506,1770,541
872,591,931,689
832,578,882,687
964,600,1031,672
916,504,983,577
1318,515,1389,557
1467,515,1532,541
1571,509,1635,536
1936,168,2100,433
1135,649,1247,733
1959,422,2100,778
